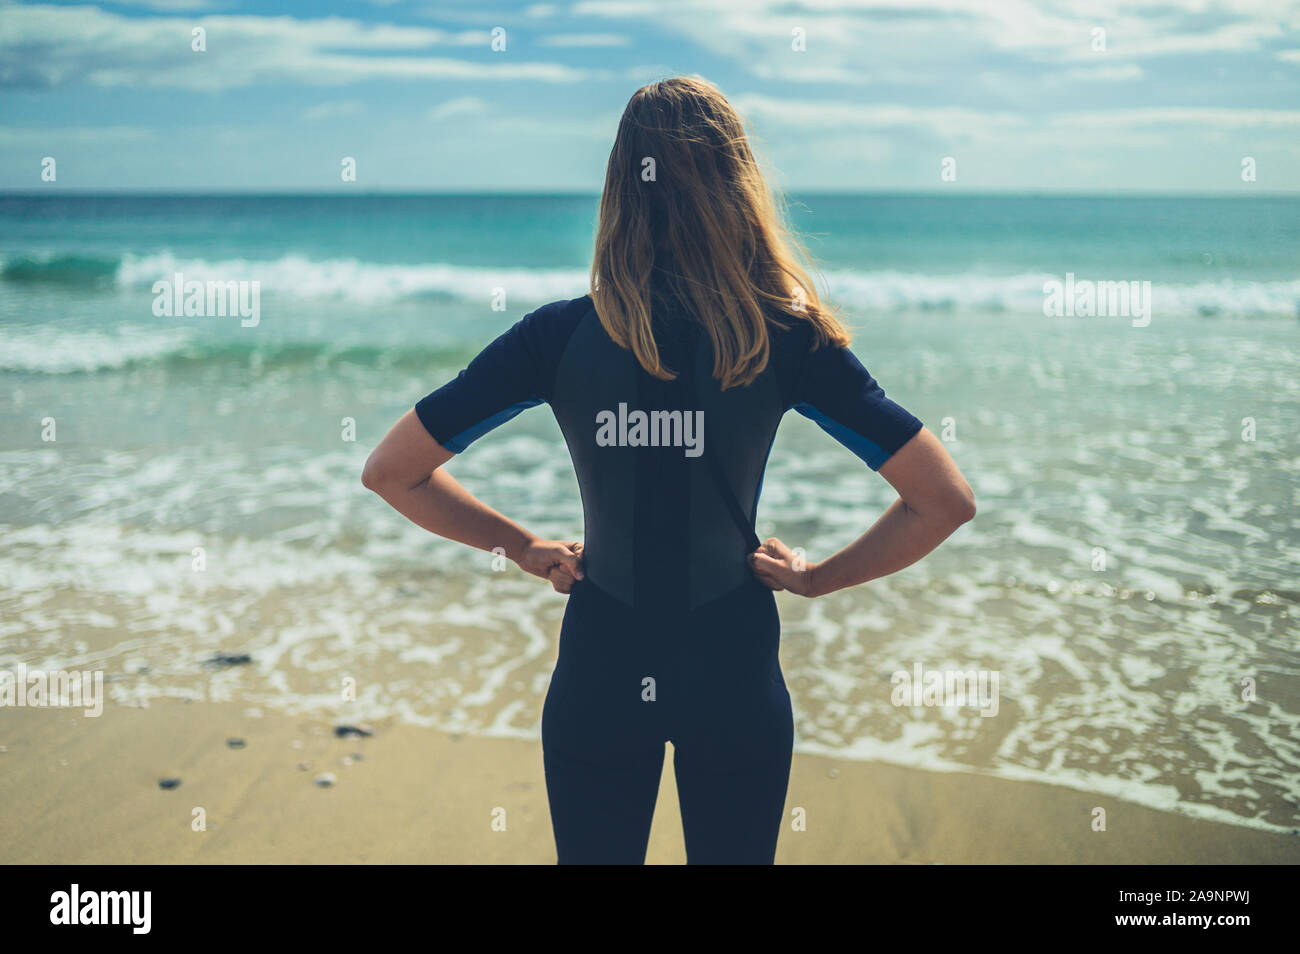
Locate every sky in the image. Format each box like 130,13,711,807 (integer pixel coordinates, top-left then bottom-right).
1,0,1299,193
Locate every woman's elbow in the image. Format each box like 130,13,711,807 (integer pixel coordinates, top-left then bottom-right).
947,483,977,526
921,481,975,528
361,454,392,493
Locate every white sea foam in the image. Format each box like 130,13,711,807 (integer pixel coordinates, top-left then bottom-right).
103,253,1300,317
0,327,194,373
115,253,591,306
824,268,1300,318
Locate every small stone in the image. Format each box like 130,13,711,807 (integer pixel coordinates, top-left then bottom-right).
314,772,336,788
226,738,246,749
827,768,840,779
159,777,182,790
297,761,312,772
350,752,363,762
333,724,373,739
204,653,252,669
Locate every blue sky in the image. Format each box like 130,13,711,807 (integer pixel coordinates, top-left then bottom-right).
2,0,1299,192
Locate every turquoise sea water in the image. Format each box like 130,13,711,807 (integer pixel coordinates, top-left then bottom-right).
1,194,1297,836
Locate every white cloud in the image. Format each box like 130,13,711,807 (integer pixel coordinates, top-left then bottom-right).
733,94,1300,144
733,95,1026,140
0,125,159,147
0,4,588,91
100,0,212,9
574,0,1300,84
1049,107,1300,129
1062,63,1144,81
537,33,631,47
302,99,367,121
427,96,490,120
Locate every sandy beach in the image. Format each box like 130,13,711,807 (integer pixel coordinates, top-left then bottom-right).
1,700,1294,865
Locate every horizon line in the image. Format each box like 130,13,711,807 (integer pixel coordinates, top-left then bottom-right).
3,188,1297,199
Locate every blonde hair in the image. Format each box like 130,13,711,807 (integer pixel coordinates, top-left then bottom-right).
591,76,850,390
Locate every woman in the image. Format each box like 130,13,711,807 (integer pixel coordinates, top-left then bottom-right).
362,77,975,865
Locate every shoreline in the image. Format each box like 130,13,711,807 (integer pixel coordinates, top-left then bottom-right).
1,701,1295,864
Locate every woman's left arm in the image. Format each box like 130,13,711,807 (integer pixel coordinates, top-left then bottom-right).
362,409,583,589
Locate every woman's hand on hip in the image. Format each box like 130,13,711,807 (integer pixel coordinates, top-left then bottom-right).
516,539,584,593
749,537,819,597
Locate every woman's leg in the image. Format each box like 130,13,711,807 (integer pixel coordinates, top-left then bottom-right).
541,579,666,864
670,582,794,864
671,669,794,864
541,739,665,864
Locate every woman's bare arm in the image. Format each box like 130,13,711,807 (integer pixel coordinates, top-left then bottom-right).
749,427,974,596
362,409,583,588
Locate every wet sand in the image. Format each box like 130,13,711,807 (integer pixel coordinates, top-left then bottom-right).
1,700,1295,864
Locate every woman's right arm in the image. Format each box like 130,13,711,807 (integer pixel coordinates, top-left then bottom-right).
749,426,974,596
749,336,974,596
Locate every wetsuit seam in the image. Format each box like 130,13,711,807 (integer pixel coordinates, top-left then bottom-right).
544,297,597,402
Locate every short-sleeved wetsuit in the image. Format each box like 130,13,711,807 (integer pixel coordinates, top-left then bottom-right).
415,293,922,864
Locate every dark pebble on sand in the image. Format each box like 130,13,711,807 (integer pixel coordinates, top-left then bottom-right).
204,653,252,669
158,777,181,790
226,738,246,749
333,724,373,739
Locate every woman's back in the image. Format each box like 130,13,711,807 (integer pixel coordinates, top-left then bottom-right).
414,292,923,610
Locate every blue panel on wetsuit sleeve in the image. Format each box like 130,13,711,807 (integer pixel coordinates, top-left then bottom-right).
792,402,890,469
437,398,544,452
414,297,587,452
790,341,923,471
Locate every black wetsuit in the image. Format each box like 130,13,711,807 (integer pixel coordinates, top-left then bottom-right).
415,294,922,864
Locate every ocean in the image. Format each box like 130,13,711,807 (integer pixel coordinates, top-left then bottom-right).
1,193,1297,834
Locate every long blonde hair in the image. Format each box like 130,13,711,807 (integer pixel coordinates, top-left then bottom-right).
591,76,849,390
